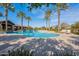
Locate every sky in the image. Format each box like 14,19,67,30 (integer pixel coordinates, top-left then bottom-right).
0,3,79,28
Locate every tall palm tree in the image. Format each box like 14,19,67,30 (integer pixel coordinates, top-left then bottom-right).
44,9,51,30
56,3,68,32
27,3,68,32
27,3,51,30
0,12,3,31
25,16,31,27
0,3,15,32
17,11,26,31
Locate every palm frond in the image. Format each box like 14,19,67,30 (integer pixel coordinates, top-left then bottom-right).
25,16,31,21
8,4,15,12
45,9,51,20
57,3,68,10
17,11,26,18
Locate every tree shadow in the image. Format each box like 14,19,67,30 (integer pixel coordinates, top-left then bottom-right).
0,35,24,54
68,36,79,46
0,43,20,54
22,38,76,56
68,39,79,46
70,36,79,40
0,35,26,41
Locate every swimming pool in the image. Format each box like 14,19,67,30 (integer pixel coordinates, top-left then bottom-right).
6,30,59,38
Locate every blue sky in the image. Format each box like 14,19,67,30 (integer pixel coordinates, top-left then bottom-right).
0,3,79,27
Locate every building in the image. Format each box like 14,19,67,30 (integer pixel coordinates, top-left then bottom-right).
60,23,71,33
0,20,15,31
0,20,27,31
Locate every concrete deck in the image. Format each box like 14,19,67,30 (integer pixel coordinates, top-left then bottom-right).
0,33,79,56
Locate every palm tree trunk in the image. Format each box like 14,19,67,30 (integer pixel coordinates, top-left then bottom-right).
46,20,48,30
57,4,60,32
0,24,2,30
21,16,23,31
5,4,8,32
48,20,50,31
0,24,2,31
28,20,29,27
0,20,2,31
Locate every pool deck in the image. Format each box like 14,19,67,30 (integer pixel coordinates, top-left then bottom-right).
0,31,79,55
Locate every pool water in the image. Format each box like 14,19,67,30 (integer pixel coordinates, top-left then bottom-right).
6,30,59,38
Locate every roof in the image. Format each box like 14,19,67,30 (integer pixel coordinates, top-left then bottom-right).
0,20,26,27
0,20,15,25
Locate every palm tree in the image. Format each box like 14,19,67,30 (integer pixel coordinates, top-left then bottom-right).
27,3,68,32
56,3,68,32
0,12,3,31
0,3,15,32
27,3,52,30
17,11,26,31
25,16,31,27
71,22,79,34
44,9,51,30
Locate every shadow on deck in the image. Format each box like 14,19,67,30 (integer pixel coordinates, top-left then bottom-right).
0,35,26,41
22,38,76,56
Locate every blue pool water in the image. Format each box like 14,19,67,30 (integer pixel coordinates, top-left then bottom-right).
6,30,59,38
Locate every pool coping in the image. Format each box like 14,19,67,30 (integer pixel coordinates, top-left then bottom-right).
0,33,60,39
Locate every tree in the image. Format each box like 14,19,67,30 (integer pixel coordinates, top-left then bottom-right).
71,22,79,34
0,12,3,31
0,3,15,32
27,3,68,32
56,3,68,32
27,3,52,30
25,16,31,27
17,11,26,31
44,9,51,30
